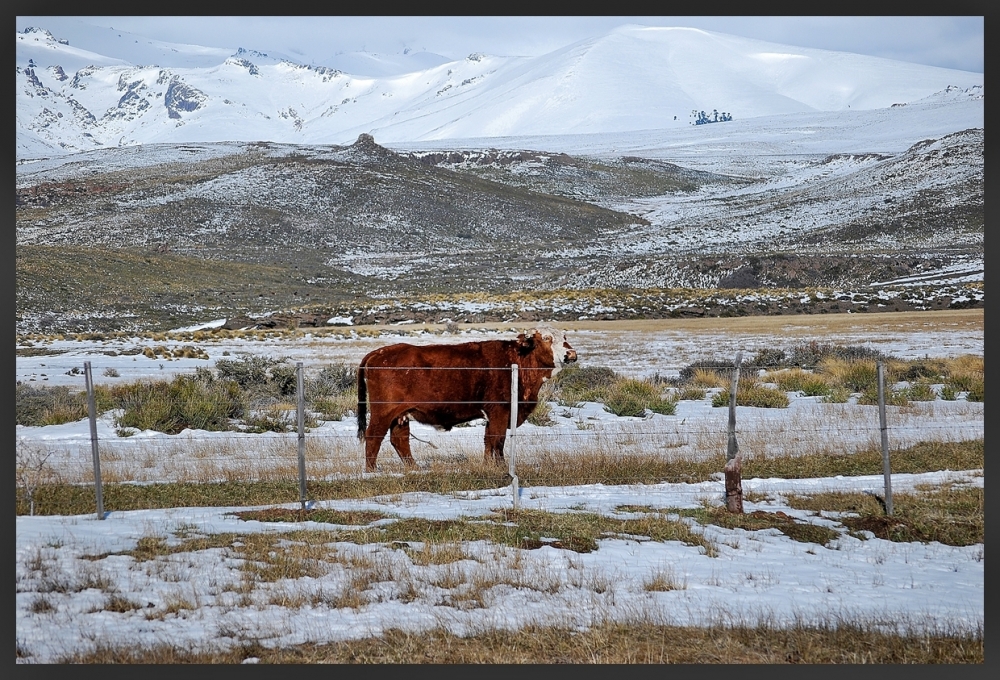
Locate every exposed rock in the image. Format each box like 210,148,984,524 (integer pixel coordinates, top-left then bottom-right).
164,78,206,119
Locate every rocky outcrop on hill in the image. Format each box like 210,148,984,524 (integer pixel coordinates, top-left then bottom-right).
164,77,206,119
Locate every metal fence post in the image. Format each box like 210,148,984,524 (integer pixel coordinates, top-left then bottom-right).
509,363,519,511
725,351,744,513
876,360,893,516
296,362,307,511
83,361,105,520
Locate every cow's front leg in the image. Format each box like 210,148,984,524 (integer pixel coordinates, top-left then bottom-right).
482,410,508,466
389,416,418,470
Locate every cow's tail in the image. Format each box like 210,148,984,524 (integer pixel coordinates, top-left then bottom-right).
356,361,368,442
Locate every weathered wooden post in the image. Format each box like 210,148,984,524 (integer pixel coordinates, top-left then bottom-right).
83,361,105,520
509,363,520,511
725,352,744,514
296,362,307,511
876,360,894,516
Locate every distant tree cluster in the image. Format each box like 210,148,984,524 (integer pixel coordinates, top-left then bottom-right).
691,109,733,125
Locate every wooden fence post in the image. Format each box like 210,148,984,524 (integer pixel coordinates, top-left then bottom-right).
876,360,893,516
509,364,520,511
296,362,307,511
725,352,744,513
84,361,105,520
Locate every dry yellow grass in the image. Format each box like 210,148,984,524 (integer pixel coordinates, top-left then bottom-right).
54,619,984,663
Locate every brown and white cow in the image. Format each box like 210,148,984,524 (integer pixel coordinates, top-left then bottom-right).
356,327,577,471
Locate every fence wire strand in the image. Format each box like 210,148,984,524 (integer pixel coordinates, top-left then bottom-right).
16,358,984,512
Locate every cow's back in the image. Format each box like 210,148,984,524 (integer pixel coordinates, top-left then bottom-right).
361,340,515,406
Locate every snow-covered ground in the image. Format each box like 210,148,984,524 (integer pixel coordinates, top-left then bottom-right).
15,469,984,663
15,21,984,660
16,318,984,662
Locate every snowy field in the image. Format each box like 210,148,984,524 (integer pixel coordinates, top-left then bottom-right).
16,313,984,662
15,470,985,663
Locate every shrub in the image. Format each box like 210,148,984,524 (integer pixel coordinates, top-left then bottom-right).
268,363,298,397
214,354,283,389
313,394,355,422
817,358,880,393
943,356,983,403
603,379,676,417
894,357,948,383
677,386,706,401
946,354,984,376
821,386,852,404
765,368,832,397
788,341,888,368
748,348,787,369
964,379,984,403
111,375,244,434
712,384,790,409
940,385,958,401
857,386,909,407
686,367,729,388
678,359,731,384
526,398,554,426
15,384,89,426
550,366,619,405
903,382,936,402
303,363,358,420
308,363,357,398
243,405,293,433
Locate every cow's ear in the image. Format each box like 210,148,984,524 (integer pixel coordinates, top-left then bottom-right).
517,332,535,351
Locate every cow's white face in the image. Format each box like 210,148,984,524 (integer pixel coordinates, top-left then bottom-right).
531,327,577,376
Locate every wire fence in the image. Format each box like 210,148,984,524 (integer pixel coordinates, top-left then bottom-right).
15,356,985,519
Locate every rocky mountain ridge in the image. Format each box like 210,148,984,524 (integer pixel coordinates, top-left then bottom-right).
15,132,983,336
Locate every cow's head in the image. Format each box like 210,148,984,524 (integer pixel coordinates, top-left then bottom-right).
520,327,577,375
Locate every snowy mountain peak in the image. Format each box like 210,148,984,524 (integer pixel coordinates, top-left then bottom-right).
15,23,984,159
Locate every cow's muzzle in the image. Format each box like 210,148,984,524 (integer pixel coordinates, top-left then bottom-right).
564,348,578,363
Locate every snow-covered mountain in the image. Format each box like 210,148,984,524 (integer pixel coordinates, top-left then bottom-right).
16,24,984,160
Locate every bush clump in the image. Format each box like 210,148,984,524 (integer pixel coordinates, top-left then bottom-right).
765,368,832,397
309,363,357,398
677,359,734,385
902,381,936,402
786,341,889,368
712,384,790,409
603,379,677,417
15,384,90,426
305,363,358,421
550,366,619,405
214,354,276,387
677,386,707,401
817,358,881,393
110,375,244,434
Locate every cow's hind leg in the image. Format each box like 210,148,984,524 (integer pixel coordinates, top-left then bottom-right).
364,415,392,472
389,416,418,470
